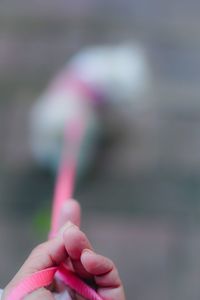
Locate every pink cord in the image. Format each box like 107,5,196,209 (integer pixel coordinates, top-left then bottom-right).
7,265,103,300
51,120,83,238
7,121,103,300
7,268,57,300
57,264,103,300
50,162,76,238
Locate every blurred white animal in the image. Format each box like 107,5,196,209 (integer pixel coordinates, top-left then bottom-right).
30,43,150,175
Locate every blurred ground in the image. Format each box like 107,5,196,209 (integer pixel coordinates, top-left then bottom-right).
1,1,200,299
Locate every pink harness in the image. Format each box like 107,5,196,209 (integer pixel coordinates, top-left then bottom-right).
7,118,103,299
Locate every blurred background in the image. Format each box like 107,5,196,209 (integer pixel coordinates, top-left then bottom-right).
1,1,200,299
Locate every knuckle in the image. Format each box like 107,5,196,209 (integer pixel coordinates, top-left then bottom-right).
30,242,47,257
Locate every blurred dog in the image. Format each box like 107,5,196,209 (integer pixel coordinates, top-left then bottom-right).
30,43,150,176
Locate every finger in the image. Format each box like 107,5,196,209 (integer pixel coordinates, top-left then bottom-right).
98,286,126,300
63,225,93,278
81,250,126,300
19,235,66,276
24,288,55,300
81,250,114,276
3,223,74,299
58,199,81,229
81,250,120,285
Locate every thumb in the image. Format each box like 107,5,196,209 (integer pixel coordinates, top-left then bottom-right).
3,222,73,299
24,288,54,300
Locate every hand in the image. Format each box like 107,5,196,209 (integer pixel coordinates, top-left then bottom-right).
3,199,126,300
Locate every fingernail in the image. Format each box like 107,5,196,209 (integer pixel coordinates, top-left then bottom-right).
82,249,95,255
62,199,73,208
58,221,76,235
61,203,72,217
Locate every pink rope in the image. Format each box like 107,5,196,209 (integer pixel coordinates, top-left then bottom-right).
7,121,103,300
7,265,103,300
50,162,76,238
50,120,82,238
57,264,103,300
7,268,57,300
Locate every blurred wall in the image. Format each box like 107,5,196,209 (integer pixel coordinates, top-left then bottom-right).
1,0,200,174
1,1,200,300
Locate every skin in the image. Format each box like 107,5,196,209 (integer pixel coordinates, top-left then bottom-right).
2,199,126,300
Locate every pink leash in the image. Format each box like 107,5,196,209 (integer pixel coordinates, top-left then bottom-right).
7,122,103,300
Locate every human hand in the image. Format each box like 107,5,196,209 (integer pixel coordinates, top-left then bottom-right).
3,199,125,300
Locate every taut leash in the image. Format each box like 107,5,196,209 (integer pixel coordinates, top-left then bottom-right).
7,121,103,300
